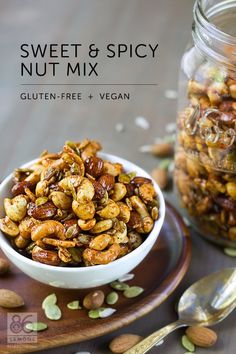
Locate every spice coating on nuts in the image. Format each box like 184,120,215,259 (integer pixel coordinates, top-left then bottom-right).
0,139,160,266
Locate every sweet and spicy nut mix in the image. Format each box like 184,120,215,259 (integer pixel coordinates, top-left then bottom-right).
0,139,159,266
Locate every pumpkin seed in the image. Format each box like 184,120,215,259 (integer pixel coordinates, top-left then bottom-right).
123,286,144,298
159,158,172,170
36,197,48,206
118,273,135,282
88,309,100,319
42,293,57,310
106,291,119,305
181,335,195,352
110,281,130,291
99,307,116,318
25,322,48,332
224,247,236,257
67,300,81,310
44,304,62,320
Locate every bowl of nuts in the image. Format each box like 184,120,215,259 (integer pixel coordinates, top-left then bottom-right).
0,140,165,288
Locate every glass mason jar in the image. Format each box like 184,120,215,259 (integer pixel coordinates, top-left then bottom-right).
174,0,236,247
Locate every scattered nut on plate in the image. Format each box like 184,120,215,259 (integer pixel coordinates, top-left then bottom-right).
0,139,160,267
186,326,217,348
0,257,10,275
109,333,143,353
0,289,24,308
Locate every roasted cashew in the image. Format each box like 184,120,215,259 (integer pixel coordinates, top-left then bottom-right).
62,152,85,176
31,220,66,241
103,161,123,177
117,202,131,223
89,234,112,251
0,216,19,237
83,243,121,265
110,183,127,202
19,217,41,239
130,196,154,233
96,199,120,219
90,219,113,234
58,175,82,198
4,195,28,222
78,218,96,231
72,200,95,220
80,140,102,161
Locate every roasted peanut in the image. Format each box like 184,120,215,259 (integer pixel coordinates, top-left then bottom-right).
89,234,112,251
110,183,127,201
31,220,65,241
90,219,113,234
4,195,28,222
35,181,48,197
14,235,29,249
50,191,72,210
76,178,95,203
0,217,19,237
83,243,121,265
116,202,131,223
72,200,95,220
97,199,120,219
139,183,156,203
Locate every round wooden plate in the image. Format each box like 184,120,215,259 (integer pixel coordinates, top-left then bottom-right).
0,201,191,353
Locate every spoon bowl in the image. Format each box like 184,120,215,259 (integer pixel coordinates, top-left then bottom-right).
125,267,236,354
178,267,236,325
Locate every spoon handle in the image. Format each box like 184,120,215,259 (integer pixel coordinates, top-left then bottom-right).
124,320,186,354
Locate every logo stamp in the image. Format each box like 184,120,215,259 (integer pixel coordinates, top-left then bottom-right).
7,312,37,345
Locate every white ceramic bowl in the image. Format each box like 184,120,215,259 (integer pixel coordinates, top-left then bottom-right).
0,153,165,289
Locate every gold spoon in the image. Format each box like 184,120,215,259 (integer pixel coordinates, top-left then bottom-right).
124,267,236,354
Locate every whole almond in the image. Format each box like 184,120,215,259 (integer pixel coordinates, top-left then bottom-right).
83,290,105,310
85,156,104,177
151,167,168,189
186,326,217,348
150,142,173,157
109,334,143,353
98,174,115,192
0,289,24,308
0,258,10,275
